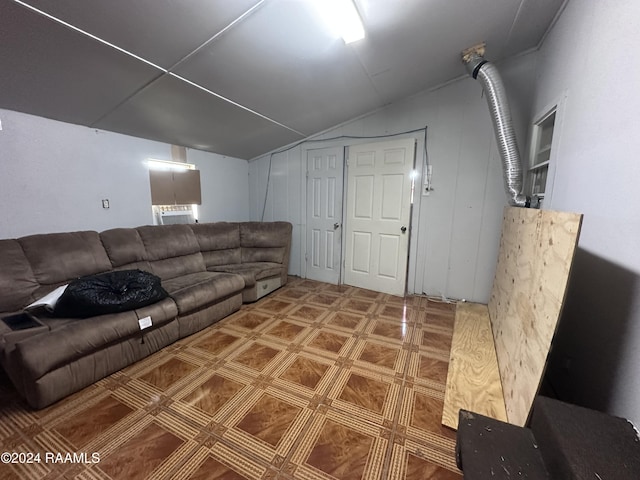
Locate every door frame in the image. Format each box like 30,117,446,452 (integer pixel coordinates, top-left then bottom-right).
301,136,423,294
342,138,416,295
304,145,345,284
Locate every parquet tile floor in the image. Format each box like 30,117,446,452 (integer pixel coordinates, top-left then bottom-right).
0,278,462,480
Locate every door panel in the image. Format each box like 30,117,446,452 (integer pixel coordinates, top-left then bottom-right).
344,139,415,296
306,147,344,284
381,174,404,219
352,232,372,273
378,235,400,278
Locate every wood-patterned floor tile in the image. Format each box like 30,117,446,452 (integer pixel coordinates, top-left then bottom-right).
421,331,453,352
338,373,389,413
406,453,461,479
193,331,241,354
231,311,271,330
279,357,329,390
308,331,349,354
418,356,449,384
139,357,197,390
411,392,456,440
305,419,373,479
182,374,245,416
235,394,301,448
53,395,132,448
327,311,363,330
234,344,280,371
188,456,247,480
266,321,305,341
98,422,182,479
358,342,399,369
372,319,411,342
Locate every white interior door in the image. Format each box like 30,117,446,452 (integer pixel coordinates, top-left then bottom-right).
306,147,344,284
344,139,415,296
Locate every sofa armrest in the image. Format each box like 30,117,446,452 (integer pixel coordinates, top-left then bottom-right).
239,222,292,286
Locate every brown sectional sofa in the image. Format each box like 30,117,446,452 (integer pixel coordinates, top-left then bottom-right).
0,221,292,409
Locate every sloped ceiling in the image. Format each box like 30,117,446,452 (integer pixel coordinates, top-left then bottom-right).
0,0,564,159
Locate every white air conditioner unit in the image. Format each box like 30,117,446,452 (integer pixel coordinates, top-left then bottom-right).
158,209,195,225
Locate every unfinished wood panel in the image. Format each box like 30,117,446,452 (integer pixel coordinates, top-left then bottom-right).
442,302,507,430
489,207,582,426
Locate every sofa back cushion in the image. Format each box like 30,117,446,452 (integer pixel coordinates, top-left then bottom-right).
137,225,205,280
100,228,147,267
190,222,241,267
240,222,292,264
0,239,39,312
18,231,112,286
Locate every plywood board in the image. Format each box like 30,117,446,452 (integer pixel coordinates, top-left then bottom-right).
442,302,507,430
489,207,582,426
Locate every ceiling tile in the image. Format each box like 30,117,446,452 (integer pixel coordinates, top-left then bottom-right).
94,74,304,159
352,0,522,104
174,0,383,135
0,0,162,126
21,0,263,68
500,0,566,59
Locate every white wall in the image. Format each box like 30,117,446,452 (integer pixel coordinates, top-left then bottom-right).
249,52,537,302
531,0,640,425
249,145,304,276
188,149,249,222
0,109,249,238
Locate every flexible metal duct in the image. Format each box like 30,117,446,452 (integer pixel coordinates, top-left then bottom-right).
464,53,528,207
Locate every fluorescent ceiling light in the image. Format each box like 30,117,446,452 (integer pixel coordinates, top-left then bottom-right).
314,0,365,44
147,159,194,171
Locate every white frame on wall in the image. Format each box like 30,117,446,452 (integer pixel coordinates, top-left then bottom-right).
526,95,566,208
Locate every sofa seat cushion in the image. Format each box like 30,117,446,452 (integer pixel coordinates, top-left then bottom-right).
162,272,244,314
9,297,178,381
208,262,283,288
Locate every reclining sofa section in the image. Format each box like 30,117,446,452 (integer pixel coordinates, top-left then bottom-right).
0,221,292,409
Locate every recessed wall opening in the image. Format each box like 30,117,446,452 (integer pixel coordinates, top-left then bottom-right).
148,158,201,224
527,107,558,208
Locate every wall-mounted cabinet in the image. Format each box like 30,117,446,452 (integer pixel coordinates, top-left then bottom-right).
149,169,201,205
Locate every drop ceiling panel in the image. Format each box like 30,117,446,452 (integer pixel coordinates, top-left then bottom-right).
174,0,382,135
94,75,304,159
500,0,566,59
0,0,162,126
21,0,263,68
352,0,522,104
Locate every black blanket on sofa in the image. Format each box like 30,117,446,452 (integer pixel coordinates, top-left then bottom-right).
53,269,168,318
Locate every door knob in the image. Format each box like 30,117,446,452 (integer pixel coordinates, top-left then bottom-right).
401,226,407,233
334,223,340,230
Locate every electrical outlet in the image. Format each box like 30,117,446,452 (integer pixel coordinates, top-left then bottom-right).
102,199,110,209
